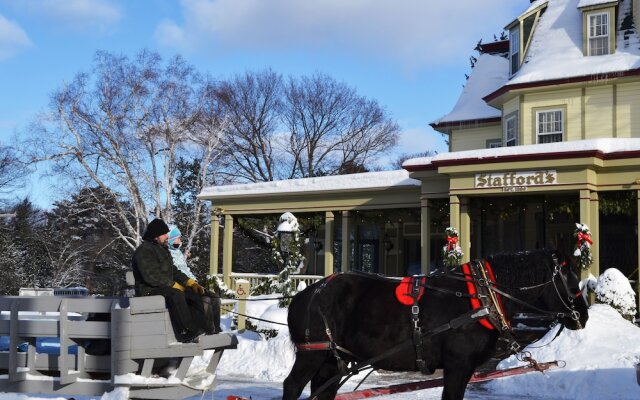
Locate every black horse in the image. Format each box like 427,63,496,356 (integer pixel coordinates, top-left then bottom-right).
283,249,589,400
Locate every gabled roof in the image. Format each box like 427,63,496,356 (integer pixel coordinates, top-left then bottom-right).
487,0,640,100
436,0,640,118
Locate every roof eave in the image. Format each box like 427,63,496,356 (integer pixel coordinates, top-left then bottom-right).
483,67,640,104
430,117,502,133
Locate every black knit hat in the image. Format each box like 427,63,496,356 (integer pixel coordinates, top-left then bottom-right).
143,218,170,240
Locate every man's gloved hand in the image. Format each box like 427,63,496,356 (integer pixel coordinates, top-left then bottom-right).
186,279,206,295
172,282,185,292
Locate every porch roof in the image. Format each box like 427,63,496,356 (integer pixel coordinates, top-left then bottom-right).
198,170,420,200
402,138,640,170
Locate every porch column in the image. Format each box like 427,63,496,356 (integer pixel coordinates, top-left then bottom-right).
449,195,460,230
460,197,471,264
637,190,640,303
579,189,592,280
208,209,220,279
324,211,335,277
341,211,352,272
589,191,600,278
421,198,431,274
222,214,234,287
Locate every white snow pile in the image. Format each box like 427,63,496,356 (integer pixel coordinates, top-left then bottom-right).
491,304,640,399
594,268,637,319
216,300,640,399
217,297,295,381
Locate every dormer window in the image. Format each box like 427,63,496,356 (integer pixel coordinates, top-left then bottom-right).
579,1,617,57
587,12,609,55
509,26,520,75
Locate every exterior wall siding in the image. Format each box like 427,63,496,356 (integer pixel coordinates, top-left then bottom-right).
616,82,640,138
450,125,501,151
584,86,614,138
522,89,582,144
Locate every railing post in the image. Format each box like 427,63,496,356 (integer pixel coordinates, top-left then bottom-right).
235,279,250,332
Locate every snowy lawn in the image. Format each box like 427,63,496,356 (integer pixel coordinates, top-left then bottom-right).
0,300,639,399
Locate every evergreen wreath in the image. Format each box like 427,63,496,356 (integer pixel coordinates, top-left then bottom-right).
573,223,593,270
442,227,463,268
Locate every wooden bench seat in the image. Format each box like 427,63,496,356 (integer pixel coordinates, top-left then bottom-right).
0,295,237,399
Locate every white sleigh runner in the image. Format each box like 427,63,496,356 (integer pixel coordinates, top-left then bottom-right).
0,277,237,399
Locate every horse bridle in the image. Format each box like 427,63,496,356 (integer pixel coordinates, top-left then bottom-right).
488,254,584,328
549,256,585,328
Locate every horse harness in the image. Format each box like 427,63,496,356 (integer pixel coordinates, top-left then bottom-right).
295,263,521,376
295,256,583,400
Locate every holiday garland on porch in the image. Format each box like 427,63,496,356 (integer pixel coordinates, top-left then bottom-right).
442,227,463,268
573,223,593,270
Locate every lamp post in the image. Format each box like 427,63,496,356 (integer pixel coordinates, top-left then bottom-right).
277,212,298,269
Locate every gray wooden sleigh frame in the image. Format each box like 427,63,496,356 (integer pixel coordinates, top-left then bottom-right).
0,294,237,399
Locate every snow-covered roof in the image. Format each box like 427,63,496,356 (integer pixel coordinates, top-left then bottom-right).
436,0,640,123
431,54,508,125
198,169,420,199
402,138,640,168
577,0,618,8
508,0,640,85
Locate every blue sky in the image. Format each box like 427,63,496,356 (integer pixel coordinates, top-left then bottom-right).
0,0,527,208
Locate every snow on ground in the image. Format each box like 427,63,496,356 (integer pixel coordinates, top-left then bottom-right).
1,301,639,399
213,300,640,399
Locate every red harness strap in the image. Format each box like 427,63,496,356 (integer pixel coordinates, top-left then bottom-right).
395,276,426,306
462,262,495,330
296,341,334,351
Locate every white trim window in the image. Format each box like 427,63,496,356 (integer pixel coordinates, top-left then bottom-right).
536,109,563,144
588,12,609,56
509,26,520,75
504,114,518,147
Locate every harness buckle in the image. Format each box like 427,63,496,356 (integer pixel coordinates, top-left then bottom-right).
509,341,521,354
455,291,463,297
411,305,419,315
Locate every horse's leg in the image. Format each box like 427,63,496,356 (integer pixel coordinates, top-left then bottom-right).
283,351,329,400
441,363,475,400
310,357,341,400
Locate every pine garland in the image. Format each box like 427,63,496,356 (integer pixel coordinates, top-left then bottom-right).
573,223,594,270
442,227,463,268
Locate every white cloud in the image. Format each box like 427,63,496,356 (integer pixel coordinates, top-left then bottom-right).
18,0,122,34
156,0,520,69
0,14,32,61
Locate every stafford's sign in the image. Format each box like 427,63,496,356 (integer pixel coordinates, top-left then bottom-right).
475,170,557,192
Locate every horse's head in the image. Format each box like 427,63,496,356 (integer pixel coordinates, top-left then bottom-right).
544,254,589,330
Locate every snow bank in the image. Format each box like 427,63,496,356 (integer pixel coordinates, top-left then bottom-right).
217,303,640,399
490,304,640,399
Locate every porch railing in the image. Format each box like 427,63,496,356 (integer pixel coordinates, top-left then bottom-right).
215,273,324,293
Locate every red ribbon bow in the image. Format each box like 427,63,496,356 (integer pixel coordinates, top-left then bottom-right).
446,235,458,251
576,232,593,246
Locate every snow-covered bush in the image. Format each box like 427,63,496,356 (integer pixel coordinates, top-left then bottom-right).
208,275,235,298
594,268,637,321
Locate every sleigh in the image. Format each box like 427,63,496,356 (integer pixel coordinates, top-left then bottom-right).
0,292,237,399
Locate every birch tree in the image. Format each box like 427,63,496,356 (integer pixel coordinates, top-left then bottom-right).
25,50,225,250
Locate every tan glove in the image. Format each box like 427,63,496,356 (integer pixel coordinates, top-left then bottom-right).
186,279,206,295
172,282,185,292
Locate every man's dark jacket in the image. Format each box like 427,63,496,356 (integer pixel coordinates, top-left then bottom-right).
132,239,190,296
